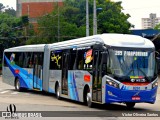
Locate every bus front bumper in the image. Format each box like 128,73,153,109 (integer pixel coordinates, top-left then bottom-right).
105,84,158,104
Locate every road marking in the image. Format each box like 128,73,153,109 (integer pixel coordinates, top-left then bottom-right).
0,90,9,94
11,92,19,95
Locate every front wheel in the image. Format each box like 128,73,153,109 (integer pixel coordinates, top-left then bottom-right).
126,102,135,109
15,78,21,92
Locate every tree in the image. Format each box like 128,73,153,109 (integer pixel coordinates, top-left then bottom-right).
64,0,132,34
0,3,5,12
154,23,160,31
0,13,24,59
5,7,16,16
27,0,132,44
97,0,132,33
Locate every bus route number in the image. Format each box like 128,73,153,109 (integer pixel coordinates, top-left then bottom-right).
115,51,122,56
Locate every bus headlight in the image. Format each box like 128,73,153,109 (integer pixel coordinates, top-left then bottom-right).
106,79,119,88
152,81,158,88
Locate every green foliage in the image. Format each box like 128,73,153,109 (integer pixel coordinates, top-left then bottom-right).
0,3,5,12
27,0,132,44
21,15,29,26
5,7,16,16
0,13,24,59
97,0,132,33
154,23,160,31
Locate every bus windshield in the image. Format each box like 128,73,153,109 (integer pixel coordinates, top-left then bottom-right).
107,49,156,81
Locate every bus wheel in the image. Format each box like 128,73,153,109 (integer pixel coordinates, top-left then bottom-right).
86,90,93,107
15,78,21,92
126,102,135,109
56,85,61,100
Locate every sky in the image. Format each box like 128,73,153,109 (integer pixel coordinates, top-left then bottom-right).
1,0,160,29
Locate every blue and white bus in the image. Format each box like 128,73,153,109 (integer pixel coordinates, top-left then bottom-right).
2,34,158,108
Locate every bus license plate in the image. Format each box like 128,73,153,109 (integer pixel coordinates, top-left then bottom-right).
132,96,140,100
133,87,140,90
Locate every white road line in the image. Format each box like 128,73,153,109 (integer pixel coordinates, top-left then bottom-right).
11,92,19,95
0,90,9,94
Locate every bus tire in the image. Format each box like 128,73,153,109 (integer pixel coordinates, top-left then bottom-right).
15,78,22,92
56,84,61,100
126,102,135,109
86,89,94,108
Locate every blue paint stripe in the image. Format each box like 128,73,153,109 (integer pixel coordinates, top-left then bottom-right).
4,55,43,90
72,73,79,101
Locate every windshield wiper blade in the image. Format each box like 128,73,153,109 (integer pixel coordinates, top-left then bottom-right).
126,69,134,76
137,68,151,82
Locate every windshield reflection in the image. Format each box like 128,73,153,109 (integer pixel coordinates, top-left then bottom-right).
107,49,156,80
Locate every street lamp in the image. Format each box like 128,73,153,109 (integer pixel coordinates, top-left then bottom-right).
93,0,102,35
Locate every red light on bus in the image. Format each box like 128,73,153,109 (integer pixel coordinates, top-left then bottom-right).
132,96,140,100
15,69,20,74
122,82,149,86
84,75,90,82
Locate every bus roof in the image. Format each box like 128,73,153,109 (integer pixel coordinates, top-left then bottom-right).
100,33,154,48
4,34,154,52
48,33,154,50
4,44,45,52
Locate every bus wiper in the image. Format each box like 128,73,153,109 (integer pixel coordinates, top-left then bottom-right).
126,69,134,76
137,68,151,82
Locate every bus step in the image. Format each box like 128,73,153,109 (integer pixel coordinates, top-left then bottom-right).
92,101,103,104
33,88,41,91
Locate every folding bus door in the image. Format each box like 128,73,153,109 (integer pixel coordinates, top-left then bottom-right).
92,51,102,102
33,53,43,90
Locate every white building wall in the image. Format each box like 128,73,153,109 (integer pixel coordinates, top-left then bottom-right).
142,13,160,29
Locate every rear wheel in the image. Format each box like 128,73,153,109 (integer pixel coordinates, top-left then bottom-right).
126,102,135,109
15,78,21,92
56,85,61,100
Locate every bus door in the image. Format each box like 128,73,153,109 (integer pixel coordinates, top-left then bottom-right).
33,53,42,90
92,51,102,102
61,52,69,95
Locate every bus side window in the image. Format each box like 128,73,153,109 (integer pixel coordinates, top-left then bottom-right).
69,50,76,70
50,51,62,70
29,52,34,68
84,49,93,70
73,50,84,70
77,50,84,70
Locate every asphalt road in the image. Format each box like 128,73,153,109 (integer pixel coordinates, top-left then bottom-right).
0,76,160,120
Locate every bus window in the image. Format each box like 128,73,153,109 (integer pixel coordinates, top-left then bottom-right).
74,48,93,70
50,51,62,70
18,52,24,67
84,49,93,70
69,50,76,70
28,52,34,68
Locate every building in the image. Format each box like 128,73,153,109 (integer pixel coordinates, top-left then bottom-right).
16,0,63,24
142,13,160,29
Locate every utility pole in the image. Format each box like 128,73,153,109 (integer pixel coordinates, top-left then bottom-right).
93,0,97,35
86,0,89,36
58,1,60,42
57,0,61,42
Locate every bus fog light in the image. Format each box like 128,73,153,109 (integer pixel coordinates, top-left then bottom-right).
152,82,158,88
